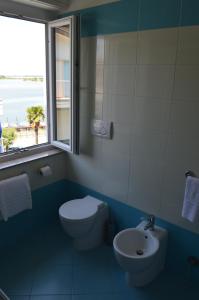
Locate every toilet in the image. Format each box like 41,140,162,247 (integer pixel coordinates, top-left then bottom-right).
59,195,109,250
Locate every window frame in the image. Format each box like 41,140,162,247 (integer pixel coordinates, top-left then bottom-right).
0,14,49,157
0,13,80,162
48,15,80,154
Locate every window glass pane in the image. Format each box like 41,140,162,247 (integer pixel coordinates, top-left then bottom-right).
55,24,71,146
0,16,47,154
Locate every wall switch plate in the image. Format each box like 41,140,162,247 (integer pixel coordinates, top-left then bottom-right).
91,119,113,139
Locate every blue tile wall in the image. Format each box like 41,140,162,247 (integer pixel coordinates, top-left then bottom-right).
181,0,199,26
0,180,76,252
60,0,199,37
80,0,139,36
0,178,199,279
65,180,199,278
138,0,181,30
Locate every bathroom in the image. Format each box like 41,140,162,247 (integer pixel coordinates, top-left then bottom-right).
0,0,199,299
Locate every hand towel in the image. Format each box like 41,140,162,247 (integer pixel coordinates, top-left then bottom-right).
0,173,32,221
182,176,199,223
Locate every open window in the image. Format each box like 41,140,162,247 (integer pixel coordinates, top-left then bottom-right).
0,13,79,159
0,16,47,154
48,16,80,154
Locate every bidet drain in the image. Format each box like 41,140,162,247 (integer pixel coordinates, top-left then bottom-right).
136,249,144,255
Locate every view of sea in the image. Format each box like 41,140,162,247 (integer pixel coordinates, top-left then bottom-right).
0,79,46,125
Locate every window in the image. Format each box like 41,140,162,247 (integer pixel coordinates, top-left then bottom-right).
0,14,79,157
0,16,47,154
48,16,79,153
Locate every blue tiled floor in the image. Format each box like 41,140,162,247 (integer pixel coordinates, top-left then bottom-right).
0,223,198,300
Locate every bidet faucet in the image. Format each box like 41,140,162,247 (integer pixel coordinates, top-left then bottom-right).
144,215,155,231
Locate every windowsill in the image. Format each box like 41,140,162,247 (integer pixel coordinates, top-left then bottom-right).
0,144,63,170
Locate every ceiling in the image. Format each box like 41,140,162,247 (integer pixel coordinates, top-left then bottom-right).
10,0,71,11
9,0,119,11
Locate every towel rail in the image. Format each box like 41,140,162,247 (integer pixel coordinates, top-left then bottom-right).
185,170,196,178
0,289,10,300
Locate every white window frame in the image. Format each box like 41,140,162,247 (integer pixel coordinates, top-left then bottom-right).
0,14,50,158
48,16,79,154
0,13,79,163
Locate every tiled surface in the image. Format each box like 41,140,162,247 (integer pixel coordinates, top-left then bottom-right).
135,65,175,99
138,0,180,30
73,24,199,235
0,223,198,300
69,0,199,37
177,26,199,65
137,28,178,65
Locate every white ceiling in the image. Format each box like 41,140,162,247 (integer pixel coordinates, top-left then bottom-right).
66,0,120,12
10,0,119,11
10,0,70,11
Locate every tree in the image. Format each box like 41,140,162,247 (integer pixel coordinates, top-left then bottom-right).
26,106,45,145
2,127,16,151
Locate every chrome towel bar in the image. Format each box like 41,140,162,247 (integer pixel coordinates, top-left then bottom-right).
185,170,196,178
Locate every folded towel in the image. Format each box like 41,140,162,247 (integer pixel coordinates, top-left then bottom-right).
0,173,32,221
182,176,199,223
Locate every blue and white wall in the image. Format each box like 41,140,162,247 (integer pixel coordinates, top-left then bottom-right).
63,0,199,235
0,0,199,276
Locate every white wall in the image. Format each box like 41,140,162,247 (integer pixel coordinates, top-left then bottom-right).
0,152,68,190
0,0,56,21
65,25,199,234
66,0,120,12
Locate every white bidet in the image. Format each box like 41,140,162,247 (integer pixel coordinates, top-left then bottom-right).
113,221,168,287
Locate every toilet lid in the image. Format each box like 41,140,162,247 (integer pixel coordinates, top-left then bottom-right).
59,197,100,221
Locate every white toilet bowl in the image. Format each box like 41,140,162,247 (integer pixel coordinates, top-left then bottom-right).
59,195,109,250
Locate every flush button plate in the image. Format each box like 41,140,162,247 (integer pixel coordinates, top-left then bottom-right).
91,119,113,139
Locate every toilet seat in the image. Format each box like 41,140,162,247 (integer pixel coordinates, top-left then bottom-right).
59,196,103,222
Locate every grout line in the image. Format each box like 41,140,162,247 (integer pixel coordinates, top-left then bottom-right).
126,17,140,205
158,0,183,218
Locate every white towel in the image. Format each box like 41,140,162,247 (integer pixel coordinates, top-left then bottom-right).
182,176,199,223
0,173,32,221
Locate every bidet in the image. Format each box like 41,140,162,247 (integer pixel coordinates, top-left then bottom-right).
113,221,168,287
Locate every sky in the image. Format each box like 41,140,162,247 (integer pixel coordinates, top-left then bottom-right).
0,16,46,76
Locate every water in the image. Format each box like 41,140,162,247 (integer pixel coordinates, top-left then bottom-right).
0,79,46,125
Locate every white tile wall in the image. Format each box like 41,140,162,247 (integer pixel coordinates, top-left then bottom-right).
100,151,130,203
68,26,199,234
135,65,175,99
94,64,104,93
173,66,199,100
169,101,199,135
105,32,137,65
110,65,136,95
91,93,103,119
0,152,68,191
128,155,163,215
102,123,131,156
177,26,199,65
131,132,167,159
111,94,135,124
134,97,171,133
137,28,178,65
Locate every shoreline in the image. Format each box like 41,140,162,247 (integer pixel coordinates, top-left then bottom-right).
0,127,47,152
0,76,43,82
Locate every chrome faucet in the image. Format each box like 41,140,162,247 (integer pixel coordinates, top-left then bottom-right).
144,215,155,231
